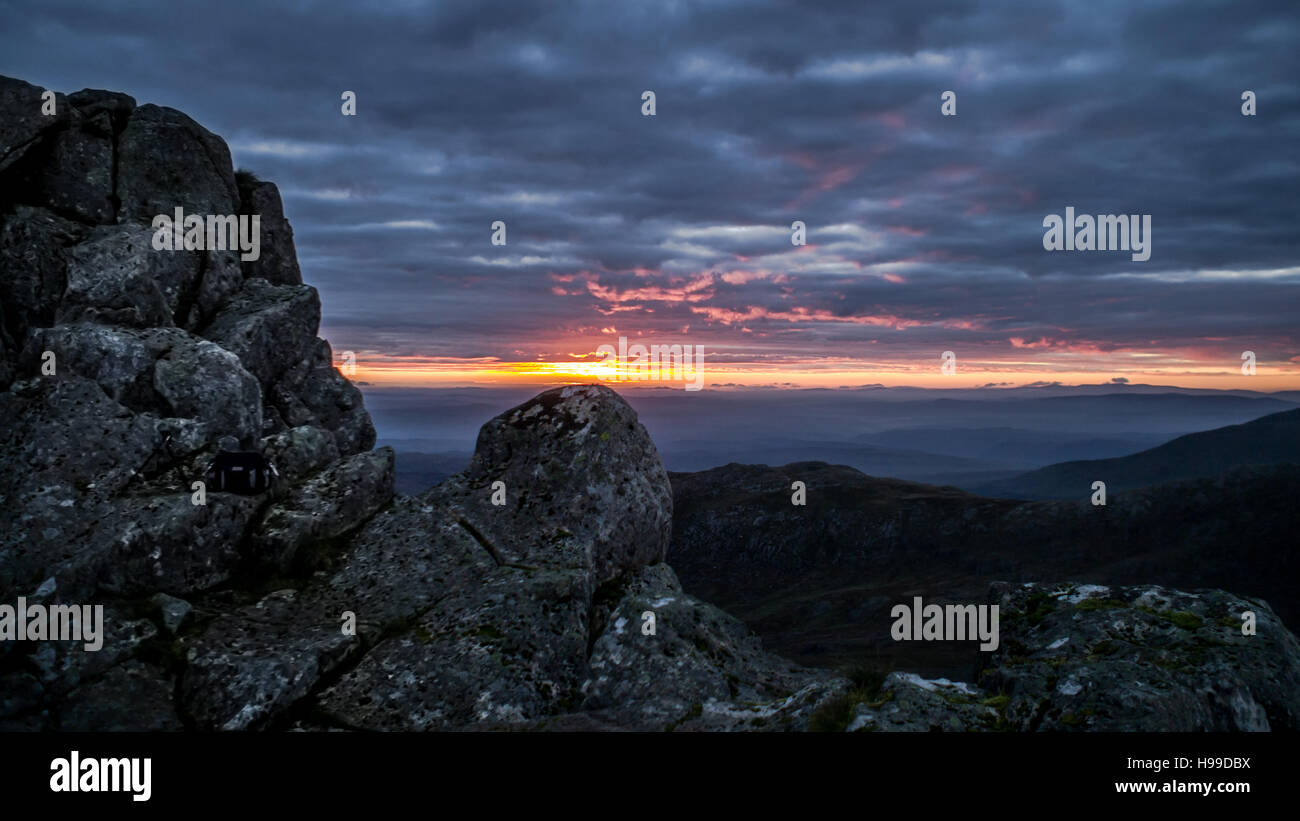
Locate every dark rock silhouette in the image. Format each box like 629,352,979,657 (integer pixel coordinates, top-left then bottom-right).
2,75,1297,732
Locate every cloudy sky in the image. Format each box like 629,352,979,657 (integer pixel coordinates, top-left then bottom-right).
4,0,1298,389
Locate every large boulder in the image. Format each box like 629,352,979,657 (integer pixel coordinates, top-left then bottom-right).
115,104,239,224
444,385,673,585
0,206,86,357
9,101,122,224
579,563,841,731
25,323,174,410
25,323,263,443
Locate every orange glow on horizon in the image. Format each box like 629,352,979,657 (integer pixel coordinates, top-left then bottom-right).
341,356,1300,392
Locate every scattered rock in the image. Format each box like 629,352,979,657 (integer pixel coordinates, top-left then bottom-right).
151,593,193,635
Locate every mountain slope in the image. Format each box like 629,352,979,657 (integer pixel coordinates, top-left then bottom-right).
974,408,1300,499
670,460,1300,676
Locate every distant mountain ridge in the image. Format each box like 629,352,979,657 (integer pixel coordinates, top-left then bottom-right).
974,408,1300,499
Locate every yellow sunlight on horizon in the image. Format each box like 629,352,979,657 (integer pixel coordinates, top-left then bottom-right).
342,357,1300,392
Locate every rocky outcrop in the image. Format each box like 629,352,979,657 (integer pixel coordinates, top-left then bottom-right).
177,385,839,732
0,75,393,728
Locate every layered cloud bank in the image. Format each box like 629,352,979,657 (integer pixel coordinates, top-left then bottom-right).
7,0,1297,388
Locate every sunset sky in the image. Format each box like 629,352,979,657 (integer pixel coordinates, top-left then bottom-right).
6,0,1298,391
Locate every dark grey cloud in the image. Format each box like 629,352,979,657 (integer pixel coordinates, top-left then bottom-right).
3,0,1297,375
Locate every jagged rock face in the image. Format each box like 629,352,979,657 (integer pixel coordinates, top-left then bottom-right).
0,74,393,725
0,76,829,733
234,178,301,286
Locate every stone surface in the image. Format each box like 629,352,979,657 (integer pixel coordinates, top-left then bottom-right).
59,661,184,731
979,582,1300,732
58,225,202,328
0,205,86,362
444,385,672,586
252,447,395,572
270,337,374,455
115,103,239,224
181,589,362,731
10,107,116,224
201,278,320,386
236,179,301,286
0,76,69,174
152,593,193,635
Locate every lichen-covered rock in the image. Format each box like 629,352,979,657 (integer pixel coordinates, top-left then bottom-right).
25,323,176,410
979,582,1300,732
252,447,395,572
24,323,262,443
0,205,85,351
72,492,263,598
26,604,157,697
178,491,494,731
66,88,136,127
580,563,841,731
445,384,672,585
0,377,167,597
152,336,264,444
846,673,1000,732
317,564,593,730
260,424,341,485
58,225,203,328
200,278,320,387
181,590,362,731
11,107,116,224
